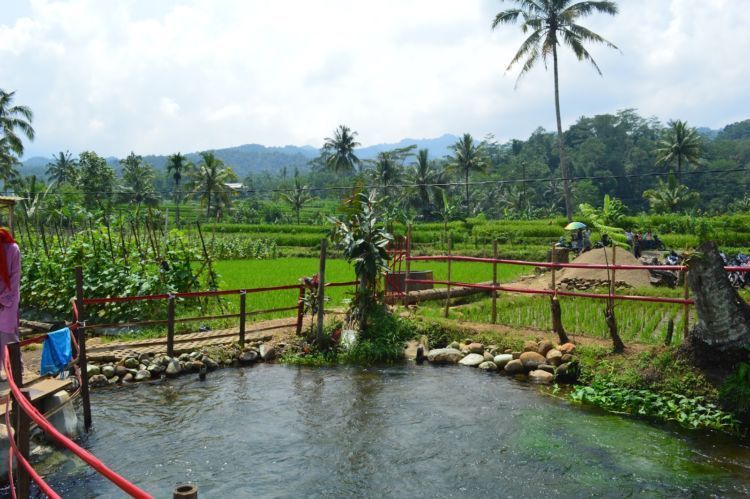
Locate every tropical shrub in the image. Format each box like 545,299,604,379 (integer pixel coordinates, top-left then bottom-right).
329,191,392,334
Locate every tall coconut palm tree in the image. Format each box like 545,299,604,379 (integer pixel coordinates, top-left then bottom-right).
322,125,361,174
119,152,160,208
46,151,79,185
0,89,35,157
190,151,238,219
492,0,619,222
447,133,487,210
280,174,315,224
406,149,445,219
655,120,702,183
0,138,21,189
167,152,190,225
368,145,415,193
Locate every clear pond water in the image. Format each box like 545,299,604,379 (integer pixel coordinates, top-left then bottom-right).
34,364,750,497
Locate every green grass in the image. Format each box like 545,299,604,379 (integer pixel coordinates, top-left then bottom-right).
414,291,691,346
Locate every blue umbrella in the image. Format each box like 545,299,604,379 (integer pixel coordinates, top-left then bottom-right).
564,222,587,230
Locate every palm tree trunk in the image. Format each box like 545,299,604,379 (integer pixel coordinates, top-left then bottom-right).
677,156,682,184
465,170,470,210
174,181,181,227
206,190,211,218
553,44,573,222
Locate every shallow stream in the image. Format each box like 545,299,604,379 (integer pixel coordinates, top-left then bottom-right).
38,364,750,497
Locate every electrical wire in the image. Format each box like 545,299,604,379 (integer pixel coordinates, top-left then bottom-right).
6,165,748,199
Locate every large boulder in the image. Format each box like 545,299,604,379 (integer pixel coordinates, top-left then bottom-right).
123,357,139,369
427,348,463,364
135,370,151,382
259,344,277,361
458,353,485,367
546,349,563,366
523,340,539,353
101,365,115,379
478,361,498,371
493,354,513,368
165,359,181,377
467,342,485,354
558,343,576,354
483,351,494,362
555,362,580,383
89,374,108,388
520,351,546,371
537,364,555,375
239,350,259,364
504,359,525,374
529,370,555,383
86,364,100,377
537,340,555,356
0,426,15,483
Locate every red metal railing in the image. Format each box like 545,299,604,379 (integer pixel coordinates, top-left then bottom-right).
404,254,750,306
3,324,152,498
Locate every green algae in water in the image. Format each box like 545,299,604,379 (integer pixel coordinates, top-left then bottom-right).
510,403,750,496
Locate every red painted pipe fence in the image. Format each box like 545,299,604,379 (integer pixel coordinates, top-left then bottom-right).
4,336,152,499
83,281,359,305
407,254,750,273
405,279,694,305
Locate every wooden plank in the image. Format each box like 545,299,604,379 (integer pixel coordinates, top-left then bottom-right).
0,377,73,416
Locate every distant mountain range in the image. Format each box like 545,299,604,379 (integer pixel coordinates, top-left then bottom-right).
19,133,460,180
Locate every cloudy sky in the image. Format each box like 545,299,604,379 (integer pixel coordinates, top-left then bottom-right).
1,0,748,159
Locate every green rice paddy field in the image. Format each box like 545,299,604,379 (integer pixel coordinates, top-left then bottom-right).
211,257,529,317
210,258,693,347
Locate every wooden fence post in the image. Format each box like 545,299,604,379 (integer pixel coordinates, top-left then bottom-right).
9,342,30,499
683,270,690,339
75,266,92,431
443,234,452,319
239,291,246,347
611,245,617,296
317,239,327,343
167,294,175,357
404,224,412,305
295,285,305,336
491,239,498,324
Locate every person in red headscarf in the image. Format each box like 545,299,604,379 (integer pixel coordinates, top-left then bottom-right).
0,228,21,380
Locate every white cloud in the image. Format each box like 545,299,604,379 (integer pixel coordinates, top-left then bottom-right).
0,0,748,159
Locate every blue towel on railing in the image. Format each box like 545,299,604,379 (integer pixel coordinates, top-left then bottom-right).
40,328,72,376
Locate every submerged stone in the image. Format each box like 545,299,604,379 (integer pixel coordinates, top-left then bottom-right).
528,370,554,384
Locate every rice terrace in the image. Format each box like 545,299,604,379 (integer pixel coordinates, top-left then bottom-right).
1,0,750,497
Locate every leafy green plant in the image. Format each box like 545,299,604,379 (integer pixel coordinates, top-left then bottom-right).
329,190,392,334
720,362,750,417
571,382,739,432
